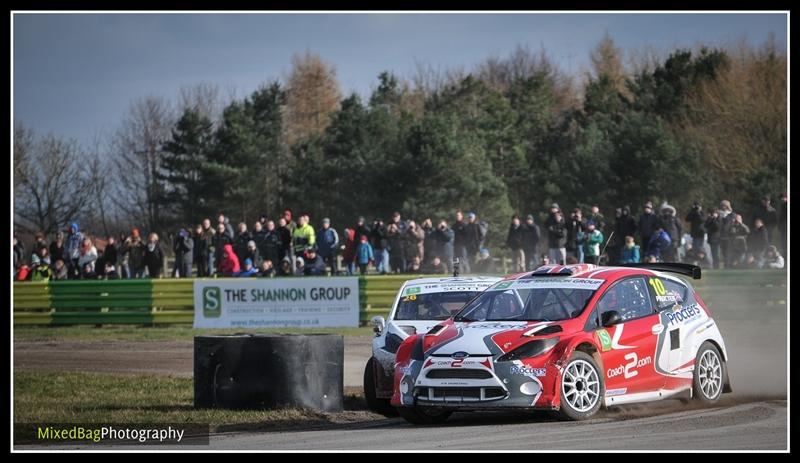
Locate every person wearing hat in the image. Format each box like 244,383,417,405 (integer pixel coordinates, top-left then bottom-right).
172,227,194,278
217,243,240,276
638,202,659,258
316,217,340,275
355,234,374,275
659,203,682,263
294,256,306,277
235,258,259,277
583,220,604,265
64,222,84,279
244,240,263,270
522,214,540,271
277,256,293,277
303,247,326,276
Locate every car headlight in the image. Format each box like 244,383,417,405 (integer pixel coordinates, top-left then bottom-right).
398,325,417,335
497,337,560,362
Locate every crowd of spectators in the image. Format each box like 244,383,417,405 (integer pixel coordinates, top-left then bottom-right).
13,194,787,281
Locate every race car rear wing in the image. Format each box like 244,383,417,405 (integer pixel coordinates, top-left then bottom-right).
621,262,702,280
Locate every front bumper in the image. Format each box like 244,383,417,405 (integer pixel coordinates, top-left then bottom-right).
395,355,560,409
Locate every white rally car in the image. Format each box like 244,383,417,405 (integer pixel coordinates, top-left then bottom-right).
364,275,500,414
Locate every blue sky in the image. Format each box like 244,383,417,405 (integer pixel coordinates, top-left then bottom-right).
13,12,787,145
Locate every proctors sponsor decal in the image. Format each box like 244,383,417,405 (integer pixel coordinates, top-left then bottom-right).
607,353,652,379
510,366,546,377
665,304,701,326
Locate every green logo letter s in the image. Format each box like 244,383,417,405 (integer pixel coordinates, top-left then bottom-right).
203,287,221,318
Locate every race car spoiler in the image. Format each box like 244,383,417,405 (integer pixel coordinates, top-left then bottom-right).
621,263,702,279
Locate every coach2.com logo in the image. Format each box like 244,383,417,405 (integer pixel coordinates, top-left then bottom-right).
202,287,222,318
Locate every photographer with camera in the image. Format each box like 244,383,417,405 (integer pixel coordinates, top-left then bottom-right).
172,226,194,278
686,201,707,249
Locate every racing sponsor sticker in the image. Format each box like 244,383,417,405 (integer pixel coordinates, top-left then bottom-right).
605,387,627,397
488,278,604,291
607,353,652,379
665,304,701,326
597,329,613,352
510,366,547,377
404,282,495,295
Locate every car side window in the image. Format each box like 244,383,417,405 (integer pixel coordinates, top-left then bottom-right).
648,277,691,311
597,277,655,322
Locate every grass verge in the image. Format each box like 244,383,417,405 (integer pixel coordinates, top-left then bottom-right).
14,371,376,438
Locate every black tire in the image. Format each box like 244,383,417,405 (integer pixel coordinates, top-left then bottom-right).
693,342,725,404
556,351,604,421
397,406,453,425
363,357,397,416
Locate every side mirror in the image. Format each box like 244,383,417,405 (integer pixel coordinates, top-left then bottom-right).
371,316,386,335
601,310,622,327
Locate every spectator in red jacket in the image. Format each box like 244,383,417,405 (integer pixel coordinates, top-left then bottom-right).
218,243,240,276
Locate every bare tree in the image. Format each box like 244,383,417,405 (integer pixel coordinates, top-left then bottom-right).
110,95,174,234
179,82,222,125
283,50,342,145
681,38,786,182
13,126,98,236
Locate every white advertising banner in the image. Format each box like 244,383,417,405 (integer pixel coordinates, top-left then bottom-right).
193,277,360,328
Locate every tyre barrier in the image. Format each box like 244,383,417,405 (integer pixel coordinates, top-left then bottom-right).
194,333,344,412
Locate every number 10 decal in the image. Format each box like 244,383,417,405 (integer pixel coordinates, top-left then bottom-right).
649,277,666,296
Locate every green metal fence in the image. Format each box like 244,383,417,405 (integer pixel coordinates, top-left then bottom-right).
12,270,786,326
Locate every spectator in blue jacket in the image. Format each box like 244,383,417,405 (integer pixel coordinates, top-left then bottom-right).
619,236,641,264
303,248,327,276
235,258,258,277
64,222,84,278
355,235,374,275
645,227,672,262
316,218,340,275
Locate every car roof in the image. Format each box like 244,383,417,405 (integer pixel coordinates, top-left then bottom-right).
500,264,666,283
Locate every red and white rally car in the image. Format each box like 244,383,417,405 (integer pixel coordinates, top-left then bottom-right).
392,263,732,424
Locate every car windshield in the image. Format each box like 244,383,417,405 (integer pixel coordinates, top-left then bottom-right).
394,291,482,321
454,283,597,322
